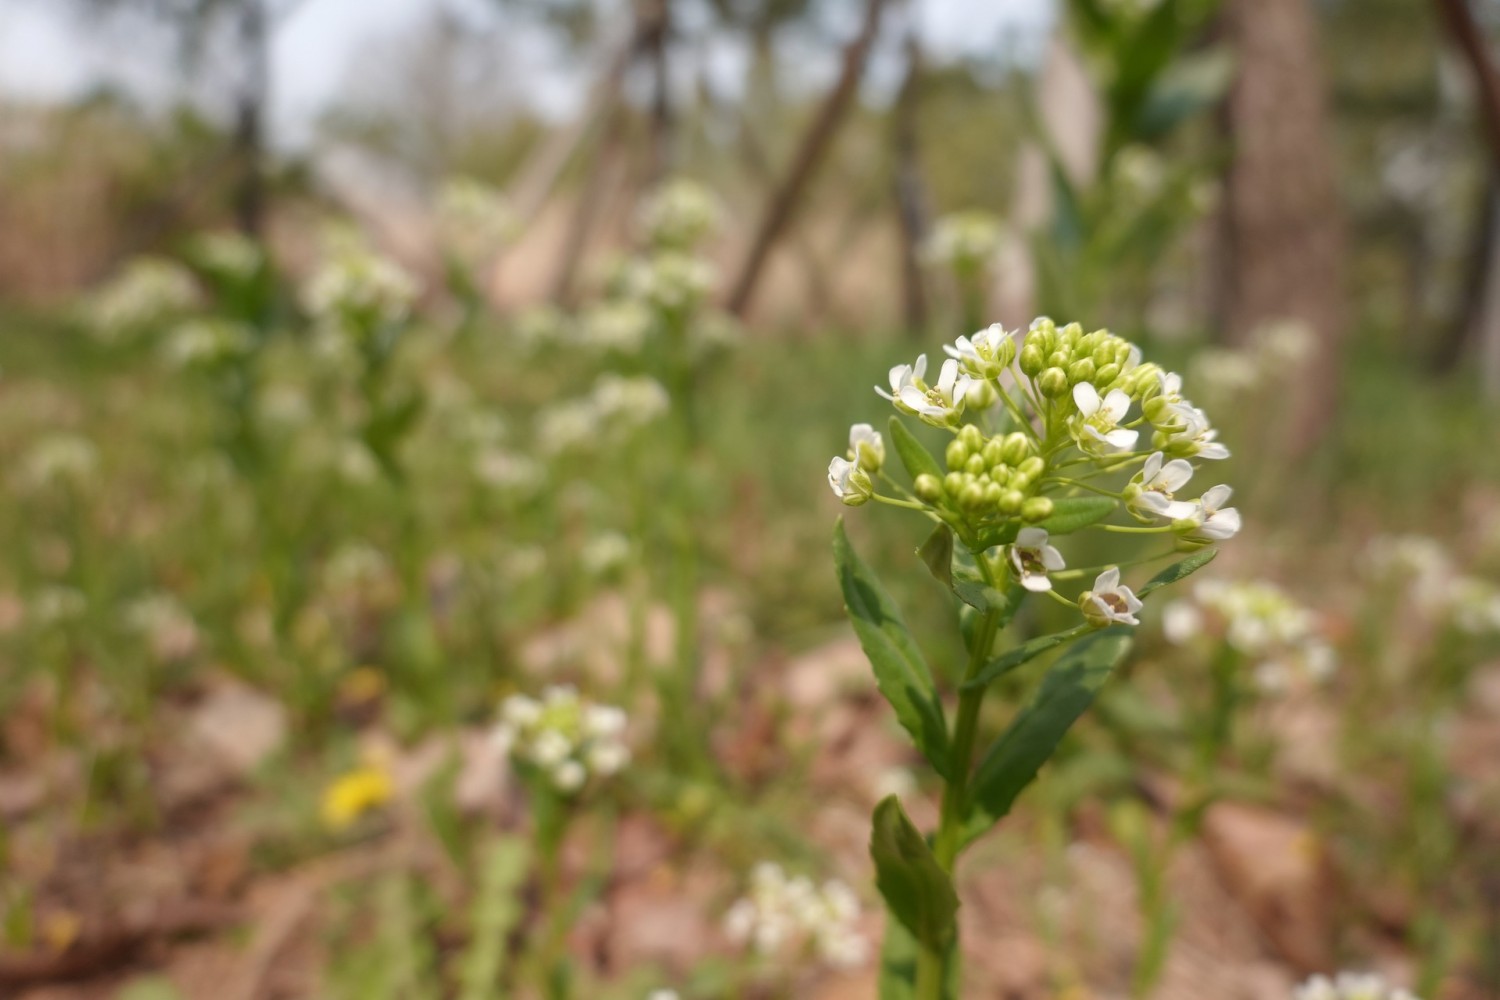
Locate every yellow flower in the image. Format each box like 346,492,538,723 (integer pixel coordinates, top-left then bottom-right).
321,765,394,831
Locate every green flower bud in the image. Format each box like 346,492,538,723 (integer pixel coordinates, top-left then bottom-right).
945,439,969,471
964,454,986,476
1001,433,1031,465
982,481,1005,508
998,489,1024,514
1008,469,1036,492
1142,396,1173,425
1037,367,1070,399
1094,362,1122,387
1048,351,1070,369
1018,455,1046,479
943,472,966,496
1067,358,1096,385
914,473,944,504
981,438,1006,467
1019,344,1045,377
959,482,986,511
1059,322,1083,344
1021,496,1054,522
1132,363,1163,397
1091,343,1116,368
958,424,984,451
966,380,997,409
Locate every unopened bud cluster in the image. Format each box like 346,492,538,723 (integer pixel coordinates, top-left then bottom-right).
920,424,1053,524
490,685,631,794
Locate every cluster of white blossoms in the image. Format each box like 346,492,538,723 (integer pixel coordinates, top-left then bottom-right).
922,209,1005,271
580,299,654,355
87,256,200,341
162,318,255,371
536,374,670,456
302,242,419,335
621,253,718,315
489,685,630,794
1163,579,1335,693
831,318,1238,628
1189,319,1315,405
637,177,724,251
436,177,517,263
1294,972,1420,1000
189,230,264,282
1367,534,1500,636
20,433,99,492
723,862,868,969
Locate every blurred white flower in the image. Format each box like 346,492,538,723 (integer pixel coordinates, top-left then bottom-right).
580,300,653,354
581,532,631,578
490,685,631,794
20,434,98,491
303,243,418,335
87,257,200,342
436,177,516,262
1293,972,1419,1000
638,177,724,250
922,210,1004,270
724,862,868,970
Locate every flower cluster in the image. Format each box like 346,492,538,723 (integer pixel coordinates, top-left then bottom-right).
1189,319,1315,405
922,210,1005,271
162,318,256,371
87,257,200,342
832,317,1237,628
1163,579,1335,693
537,374,670,456
436,177,517,263
189,231,265,282
489,685,630,794
1293,972,1419,1000
1367,534,1500,635
20,434,99,491
637,177,723,251
723,862,868,969
302,242,419,336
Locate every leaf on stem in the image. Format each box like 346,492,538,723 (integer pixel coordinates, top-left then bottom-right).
888,415,944,482
961,625,1091,692
1136,547,1217,598
834,519,951,776
918,523,954,590
870,796,959,951
963,630,1133,845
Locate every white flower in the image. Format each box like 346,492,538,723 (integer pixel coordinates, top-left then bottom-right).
491,688,630,794
827,456,873,506
1009,527,1066,592
1162,600,1203,643
875,353,927,407
646,991,681,1000
943,323,1016,378
581,533,631,578
1070,382,1139,456
1158,404,1230,460
1293,972,1420,1000
848,423,885,472
896,357,972,428
586,741,631,776
724,863,867,969
1080,567,1143,626
638,178,724,249
1180,484,1241,540
552,760,586,792
1127,451,1197,521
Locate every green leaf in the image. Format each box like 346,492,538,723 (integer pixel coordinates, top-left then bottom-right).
888,415,943,482
918,524,954,590
950,549,1019,618
964,631,1133,844
878,920,958,1000
1134,48,1235,140
834,520,951,776
1137,547,1217,598
962,625,1091,692
1037,497,1118,536
459,836,531,1000
870,797,959,951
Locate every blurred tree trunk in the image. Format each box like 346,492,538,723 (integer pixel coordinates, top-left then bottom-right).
642,0,674,185
892,30,930,335
1430,0,1500,391
232,0,269,236
1221,0,1347,452
726,0,888,318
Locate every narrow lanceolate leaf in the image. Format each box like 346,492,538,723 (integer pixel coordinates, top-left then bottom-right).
834,520,950,776
1136,547,1218,598
458,836,531,1000
1037,497,1118,536
887,415,944,482
918,523,954,591
962,625,1091,693
870,797,959,952
963,631,1133,845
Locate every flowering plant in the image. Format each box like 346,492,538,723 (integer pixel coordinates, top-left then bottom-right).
830,317,1237,997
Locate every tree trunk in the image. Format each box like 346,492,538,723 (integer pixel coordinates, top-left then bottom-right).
548,99,630,307
642,0,674,185
1221,0,1347,452
892,30,930,335
232,0,269,236
725,0,888,319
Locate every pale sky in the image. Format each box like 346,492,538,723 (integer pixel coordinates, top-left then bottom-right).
0,0,1054,147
